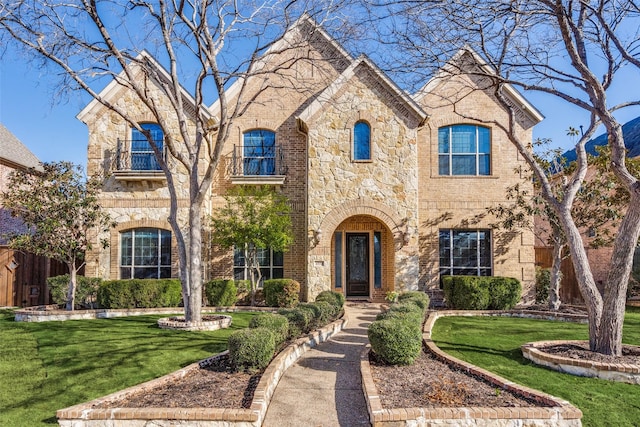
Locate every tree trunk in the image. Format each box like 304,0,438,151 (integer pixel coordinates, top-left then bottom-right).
549,242,563,311
595,193,640,355
65,263,77,311
557,208,603,351
183,203,203,325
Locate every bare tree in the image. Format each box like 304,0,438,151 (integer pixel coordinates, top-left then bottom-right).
364,0,640,355
0,1,349,324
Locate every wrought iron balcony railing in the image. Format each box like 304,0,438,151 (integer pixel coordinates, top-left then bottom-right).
231,144,287,177
112,139,165,172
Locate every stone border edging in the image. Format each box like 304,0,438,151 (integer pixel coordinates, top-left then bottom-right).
14,305,277,322
157,314,233,331
522,340,640,385
360,310,584,427
56,313,347,427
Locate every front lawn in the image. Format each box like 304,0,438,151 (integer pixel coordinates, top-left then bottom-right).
431,306,640,427
0,309,256,426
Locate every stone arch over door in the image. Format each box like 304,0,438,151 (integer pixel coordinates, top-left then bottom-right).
308,198,412,302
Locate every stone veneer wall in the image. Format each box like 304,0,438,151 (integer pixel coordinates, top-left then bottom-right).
305,64,422,301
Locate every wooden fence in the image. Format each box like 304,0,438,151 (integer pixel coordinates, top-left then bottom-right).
0,247,68,307
535,247,583,304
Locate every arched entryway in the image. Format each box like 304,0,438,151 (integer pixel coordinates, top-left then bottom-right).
331,215,395,301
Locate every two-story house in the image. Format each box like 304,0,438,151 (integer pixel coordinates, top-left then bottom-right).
79,17,542,303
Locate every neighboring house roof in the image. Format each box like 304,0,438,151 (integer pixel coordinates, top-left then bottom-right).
414,47,544,125
77,51,212,124
0,123,42,171
297,54,428,128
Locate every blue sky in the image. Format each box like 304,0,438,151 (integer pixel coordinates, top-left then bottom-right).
2,44,639,172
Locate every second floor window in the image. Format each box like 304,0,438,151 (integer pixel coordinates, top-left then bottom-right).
353,121,371,161
131,123,163,171
243,130,276,175
438,125,490,175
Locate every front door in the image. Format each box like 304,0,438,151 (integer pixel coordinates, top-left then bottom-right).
346,233,369,297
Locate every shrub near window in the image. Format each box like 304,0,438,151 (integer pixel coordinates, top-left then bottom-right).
47,275,103,309
397,291,430,314
97,279,182,309
263,279,300,308
442,276,521,310
204,279,237,307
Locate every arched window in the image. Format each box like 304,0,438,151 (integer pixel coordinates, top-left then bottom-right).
438,125,491,175
120,228,171,279
353,121,371,161
243,130,276,175
131,123,163,170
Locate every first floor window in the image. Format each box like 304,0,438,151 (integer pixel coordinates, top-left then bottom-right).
234,246,284,286
120,228,172,279
439,229,491,283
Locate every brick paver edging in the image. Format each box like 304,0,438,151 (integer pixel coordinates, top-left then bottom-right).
360,310,584,427
56,314,347,427
522,340,640,384
14,305,277,322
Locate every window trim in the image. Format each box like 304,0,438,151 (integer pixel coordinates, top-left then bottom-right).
439,229,493,281
438,124,491,176
353,121,372,162
119,227,172,279
130,123,164,171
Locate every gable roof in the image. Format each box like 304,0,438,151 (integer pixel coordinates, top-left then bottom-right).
77,51,211,123
297,54,428,127
209,13,354,114
0,123,42,171
414,47,544,125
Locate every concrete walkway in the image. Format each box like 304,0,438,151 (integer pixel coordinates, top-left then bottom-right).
262,303,382,427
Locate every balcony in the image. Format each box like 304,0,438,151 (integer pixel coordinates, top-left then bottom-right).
230,144,287,185
111,139,166,183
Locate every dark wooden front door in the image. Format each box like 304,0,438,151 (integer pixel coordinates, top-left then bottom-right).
346,233,369,297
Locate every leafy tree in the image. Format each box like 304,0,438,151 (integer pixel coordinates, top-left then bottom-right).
210,186,293,306
364,0,640,356
0,2,347,324
1,162,112,310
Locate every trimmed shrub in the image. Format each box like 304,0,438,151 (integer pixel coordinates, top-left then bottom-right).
47,275,103,309
443,276,521,310
235,280,250,294
204,279,237,307
277,307,312,337
375,308,422,325
249,313,289,347
298,303,322,328
97,279,182,309
535,267,551,304
313,300,337,323
263,279,300,308
228,328,275,373
368,318,422,365
397,291,430,314
315,291,345,311
488,277,521,310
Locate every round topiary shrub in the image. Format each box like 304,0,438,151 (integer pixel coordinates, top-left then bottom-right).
488,277,521,310
368,318,422,365
204,279,237,307
277,307,312,337
315,291,345,311
376,307,423,326
249,313,289,347
228,327,276,373
397,291,430,313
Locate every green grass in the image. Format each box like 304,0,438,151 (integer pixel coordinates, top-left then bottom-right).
431,306,640,427
0,309,256,426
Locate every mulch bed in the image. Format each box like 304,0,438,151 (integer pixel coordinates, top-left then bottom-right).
540,342,640,365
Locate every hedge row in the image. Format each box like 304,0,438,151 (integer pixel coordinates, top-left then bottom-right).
204,279,237,307
442,275,521,310
368,292,428,366
229,291,345,373
97,279,182,309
